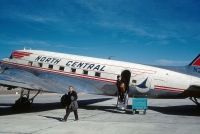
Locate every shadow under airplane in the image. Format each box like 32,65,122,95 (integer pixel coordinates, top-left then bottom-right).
0,98,113,116
1,98,200,117
148,105,200,116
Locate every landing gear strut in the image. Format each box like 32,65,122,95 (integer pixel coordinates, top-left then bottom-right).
13,89,41,110
189,97,200,107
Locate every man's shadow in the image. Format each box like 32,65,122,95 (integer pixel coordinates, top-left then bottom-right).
40,115,63,121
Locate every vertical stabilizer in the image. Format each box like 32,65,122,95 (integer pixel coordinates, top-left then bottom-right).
188,54,200,77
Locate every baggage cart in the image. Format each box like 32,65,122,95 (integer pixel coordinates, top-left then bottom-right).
132,97,147,114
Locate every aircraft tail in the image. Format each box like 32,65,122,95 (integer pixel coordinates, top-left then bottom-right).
187,54,200,77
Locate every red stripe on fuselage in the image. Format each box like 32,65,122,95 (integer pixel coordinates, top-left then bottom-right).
155,85,184,93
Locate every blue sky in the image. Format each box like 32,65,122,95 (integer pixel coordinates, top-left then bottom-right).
0,0,200,66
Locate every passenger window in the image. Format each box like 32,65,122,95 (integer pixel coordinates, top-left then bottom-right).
28,61,32,66
59,66,65,71
71,68,76,73
132,80,137,83
83,70,88,75
95,72,101,77
38,63,43,68
48,64,53,69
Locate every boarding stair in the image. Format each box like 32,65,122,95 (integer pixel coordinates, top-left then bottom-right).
116,91,129,110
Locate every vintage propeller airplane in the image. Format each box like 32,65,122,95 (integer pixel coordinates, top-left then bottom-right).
0,49,200,109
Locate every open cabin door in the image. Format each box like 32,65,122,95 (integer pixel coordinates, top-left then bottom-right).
121,70,131,92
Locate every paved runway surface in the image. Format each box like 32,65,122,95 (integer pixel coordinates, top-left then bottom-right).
0,93,200,134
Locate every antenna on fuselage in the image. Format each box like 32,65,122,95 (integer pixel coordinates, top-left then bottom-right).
23,47,31,50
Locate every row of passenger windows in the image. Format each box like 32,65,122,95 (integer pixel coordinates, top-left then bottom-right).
28,61,101,77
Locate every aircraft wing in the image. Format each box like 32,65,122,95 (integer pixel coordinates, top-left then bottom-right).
0,69,68,93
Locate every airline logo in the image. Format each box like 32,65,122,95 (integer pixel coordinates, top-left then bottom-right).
191,55,200,67
189,54,200,74
34,56,106,71
35,56,61,64
193,67,200,73
192,57,200,66
12,51,32,59
66,61,106,71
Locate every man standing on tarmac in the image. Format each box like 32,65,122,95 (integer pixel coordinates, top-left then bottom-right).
62,86,79,122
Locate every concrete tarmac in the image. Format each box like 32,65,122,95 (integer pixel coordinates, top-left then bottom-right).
0,93,200,134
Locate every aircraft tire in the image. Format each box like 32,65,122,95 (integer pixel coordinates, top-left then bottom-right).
13,97,31,110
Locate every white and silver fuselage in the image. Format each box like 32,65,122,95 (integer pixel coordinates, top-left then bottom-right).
1,50,200,98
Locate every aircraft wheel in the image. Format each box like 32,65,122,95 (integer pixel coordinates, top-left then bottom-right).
13,97,31,110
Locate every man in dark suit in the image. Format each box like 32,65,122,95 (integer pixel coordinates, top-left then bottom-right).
63,86,79,121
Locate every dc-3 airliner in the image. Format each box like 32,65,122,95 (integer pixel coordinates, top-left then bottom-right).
0,49,200,109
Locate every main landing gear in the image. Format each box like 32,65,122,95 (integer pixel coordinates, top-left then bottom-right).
189,97,200,107
13,89,41,110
